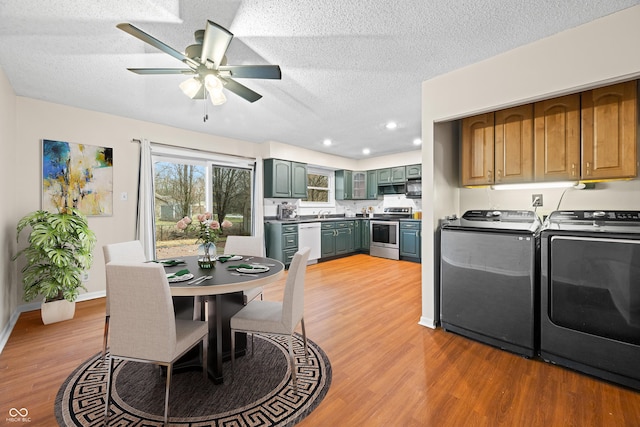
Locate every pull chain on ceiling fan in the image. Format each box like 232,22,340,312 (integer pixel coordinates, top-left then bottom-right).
117,20,281,110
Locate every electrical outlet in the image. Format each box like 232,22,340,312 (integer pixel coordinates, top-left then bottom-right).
532,194,543,207
82,272,90,282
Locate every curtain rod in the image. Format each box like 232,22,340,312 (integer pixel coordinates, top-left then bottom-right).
130,138,257,162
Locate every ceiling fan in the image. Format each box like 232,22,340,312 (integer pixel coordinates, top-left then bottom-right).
117,20,281,105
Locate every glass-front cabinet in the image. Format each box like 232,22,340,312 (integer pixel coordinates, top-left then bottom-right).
352,171,367,199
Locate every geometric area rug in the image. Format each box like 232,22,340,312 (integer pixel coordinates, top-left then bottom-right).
55,333,332,426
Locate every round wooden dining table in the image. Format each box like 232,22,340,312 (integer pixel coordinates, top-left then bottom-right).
164,255,285,383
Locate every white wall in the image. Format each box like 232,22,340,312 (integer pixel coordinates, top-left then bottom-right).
12,98,266,307
2,92,419,341
420,5,640,328
0,68,17,343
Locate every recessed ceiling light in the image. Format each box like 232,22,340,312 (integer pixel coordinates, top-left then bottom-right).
413,138,422,146
385,121,397,130
362,148,371,155
323,138,332,146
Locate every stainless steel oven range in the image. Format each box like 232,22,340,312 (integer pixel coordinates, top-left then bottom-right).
370,207,412,260
540,210,640,390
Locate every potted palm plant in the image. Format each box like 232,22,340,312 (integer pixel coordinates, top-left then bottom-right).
13,208,97,324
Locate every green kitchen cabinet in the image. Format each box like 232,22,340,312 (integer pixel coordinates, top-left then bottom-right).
353,220,361,250
352,171,367,199
377,168,392,184
405,164,422,179
265,222,299,266
321,222,337,257
391,166,406,183
366,170,378,199
335,170,353,200
264,159,307,198
291,162,308,198
399,220,421,261
335,221,354,255
361,219,370,251
378,166,406,184
336,170,367,200
321,220,354,257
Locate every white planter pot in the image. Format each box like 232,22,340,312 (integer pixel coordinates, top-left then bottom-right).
41,299,76,325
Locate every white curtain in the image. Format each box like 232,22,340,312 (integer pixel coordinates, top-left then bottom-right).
136,139,156,259
253,156,265,254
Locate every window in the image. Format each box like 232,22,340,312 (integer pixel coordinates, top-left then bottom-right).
301,167,334,206
151,148,254,259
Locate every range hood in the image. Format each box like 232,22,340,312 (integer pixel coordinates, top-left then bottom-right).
377,184,406,195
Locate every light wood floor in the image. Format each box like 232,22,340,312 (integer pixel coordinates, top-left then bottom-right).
1,254,639,426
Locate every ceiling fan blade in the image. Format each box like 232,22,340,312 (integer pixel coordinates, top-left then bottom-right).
117,23,199,68
218,65,281,79
200,20,233,68
221,78,262,102
127,68,196,75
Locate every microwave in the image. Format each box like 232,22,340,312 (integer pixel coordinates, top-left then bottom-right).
405,179,421,198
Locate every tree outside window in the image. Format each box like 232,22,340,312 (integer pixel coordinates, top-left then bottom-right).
153,159,253,259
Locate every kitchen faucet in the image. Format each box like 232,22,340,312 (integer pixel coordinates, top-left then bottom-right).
317,210,330,219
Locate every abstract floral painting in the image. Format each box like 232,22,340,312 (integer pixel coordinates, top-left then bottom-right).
42,139,113,216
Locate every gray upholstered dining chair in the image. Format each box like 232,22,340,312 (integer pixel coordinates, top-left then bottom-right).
223,235,266,304
102,240,147,360
230,247,311,392
103,262,208,427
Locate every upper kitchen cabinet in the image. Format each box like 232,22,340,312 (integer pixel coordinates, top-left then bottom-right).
494,105,534,184
336,170,367,200
366,170,378,199
291,162,308,198
377,166,406,185
534,94,581,181
264,159,308,198
461,113,495,186
335,170,353,200
352,171,367,199
405,164,422,179
581,80,638,180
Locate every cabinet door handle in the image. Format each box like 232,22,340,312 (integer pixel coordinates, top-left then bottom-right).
586,161,591,176
487,170,493,180
571,163,576,176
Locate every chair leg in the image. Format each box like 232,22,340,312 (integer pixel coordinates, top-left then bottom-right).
202,336,208,380
287,334,298,393
102,315,110,362
230,329,236,379
300,317,309,363
104,356,114,426
163,363,172,427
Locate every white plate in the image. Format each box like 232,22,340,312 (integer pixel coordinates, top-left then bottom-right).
218,255,242,261
167,273,194,283
236,265,269,274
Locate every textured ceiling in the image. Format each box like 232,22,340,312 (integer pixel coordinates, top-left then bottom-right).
1,0,638,159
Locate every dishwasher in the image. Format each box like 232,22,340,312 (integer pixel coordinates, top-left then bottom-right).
298,222,321,264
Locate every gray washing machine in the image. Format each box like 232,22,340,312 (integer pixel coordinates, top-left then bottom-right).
440,210,541,357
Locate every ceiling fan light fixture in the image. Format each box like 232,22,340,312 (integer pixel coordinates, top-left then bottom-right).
209,90,227,106
204,74,223,94
204,74,226,105
179,77,202,98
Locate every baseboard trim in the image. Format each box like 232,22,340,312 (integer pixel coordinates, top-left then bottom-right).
418,316,436,329
0,291,106,355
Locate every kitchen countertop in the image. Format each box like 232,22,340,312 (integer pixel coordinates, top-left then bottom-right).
265,216,422,224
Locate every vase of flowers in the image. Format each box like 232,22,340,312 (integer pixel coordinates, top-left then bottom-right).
176,212,232,269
